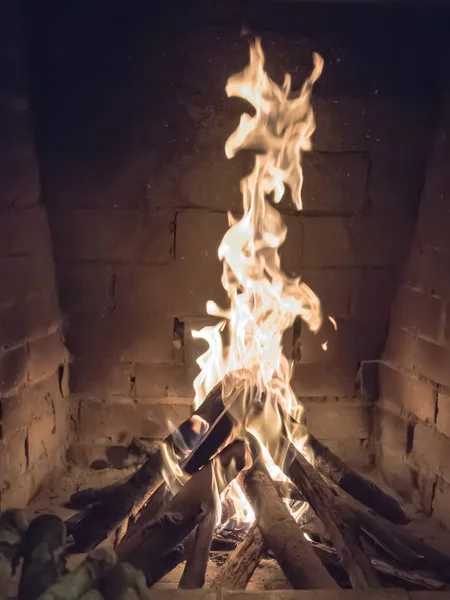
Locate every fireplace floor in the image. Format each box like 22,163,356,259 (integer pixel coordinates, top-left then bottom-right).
22,463,450,594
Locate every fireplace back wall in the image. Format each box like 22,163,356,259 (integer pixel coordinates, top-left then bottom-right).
23,1,444,471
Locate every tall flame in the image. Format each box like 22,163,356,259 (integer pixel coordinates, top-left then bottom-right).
187,39,324,525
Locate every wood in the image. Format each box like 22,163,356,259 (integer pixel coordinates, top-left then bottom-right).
179,507,217,589
211,523,265,590
310,540,446,590
0,509,28,600
116,440,247,581
145,530,196,587
69,379,245,552
307,435,408,525
243,457,338,590
283,441,381,588
100,563,148,600
38,548,116,600
19,514,67,600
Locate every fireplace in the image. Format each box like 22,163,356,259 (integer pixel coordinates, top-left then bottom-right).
2,0,450,596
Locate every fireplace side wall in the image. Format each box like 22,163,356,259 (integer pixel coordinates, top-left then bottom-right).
0,1,69,508
374,77,450,527
23,4,437,471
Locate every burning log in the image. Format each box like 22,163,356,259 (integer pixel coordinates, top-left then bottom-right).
68,378,246,552
282,441,380,588
38,548,116,600
178,506,217,589
0,510,28,600
19,515,67,600
307,435,408,525
211,523,265,590
243,456,338,590
115,440,247,582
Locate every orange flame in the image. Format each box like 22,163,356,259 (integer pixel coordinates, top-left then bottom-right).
187,39,324,526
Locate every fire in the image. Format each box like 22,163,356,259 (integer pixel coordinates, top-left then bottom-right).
163,39,324,527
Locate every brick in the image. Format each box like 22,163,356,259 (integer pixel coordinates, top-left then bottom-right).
298,317,355,365
66,443,144,470
0,429,29,509
390,285,444,344
377,446,416,503
321,438,373,470
415,338,450,388
313,96,370,152
358,360,379,403
224,590,408,600
375,407,409,454
303,398,370,440
300,268,355,319
352,269,396,325
300,152,369,215
416,245,450,299
1,373,59,438
301,215,413,268
50,209,173,263
0,292,60,348
353,318,389,362
379,363,435,423
0,344,27,394
70,359,134,397
175,211,228,267
66,314,176,364
6,207,52,256
291,360,357,398
28,331,66,383
437,391,450,438
382,328,416,371
134,364,194,399
115,263,226,318
0,255,56,305
412,422,450,483
418,202,450,254
78,399,191,443
368,158,424,214
27,411,57,469
433,478,450,530
57,263,115,315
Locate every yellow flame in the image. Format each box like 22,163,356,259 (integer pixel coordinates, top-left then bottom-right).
185,39,324,527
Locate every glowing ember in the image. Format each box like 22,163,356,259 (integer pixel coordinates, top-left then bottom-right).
163,39,325,527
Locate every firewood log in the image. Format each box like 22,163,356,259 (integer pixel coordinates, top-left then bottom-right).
68,377,246,552
307,435,408,525
37,548,116,600
211,523,265,590
243,456,338,590
100,562,147,600
178,506,217,589
0,509,28,600
282,441,381,588
19,514,67,600
116,440,247,582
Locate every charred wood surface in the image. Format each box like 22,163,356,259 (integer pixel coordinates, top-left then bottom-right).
116,440,247,581
38,548,116,600
19,515,67,600
308,435,408,525
68,381,240,553
0,510,28,600
178,507,217,589
211,523,265,590
243,458,338,590
284,442,380,588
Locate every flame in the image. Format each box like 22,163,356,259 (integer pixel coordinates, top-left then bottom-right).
163,39,325,528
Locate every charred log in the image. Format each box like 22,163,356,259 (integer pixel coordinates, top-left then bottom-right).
243,457,338,590
178,507,217,589
211,523,265,590
19,515,67,600
116,440,247,582
0,510,28,600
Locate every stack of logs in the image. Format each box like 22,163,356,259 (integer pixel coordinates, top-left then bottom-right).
2,376,450,597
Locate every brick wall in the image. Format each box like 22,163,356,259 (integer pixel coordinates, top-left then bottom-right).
25,3,438,469
373,78,450,526
0,1,68,508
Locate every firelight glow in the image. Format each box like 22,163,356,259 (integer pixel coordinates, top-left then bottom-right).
164,39,326,526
